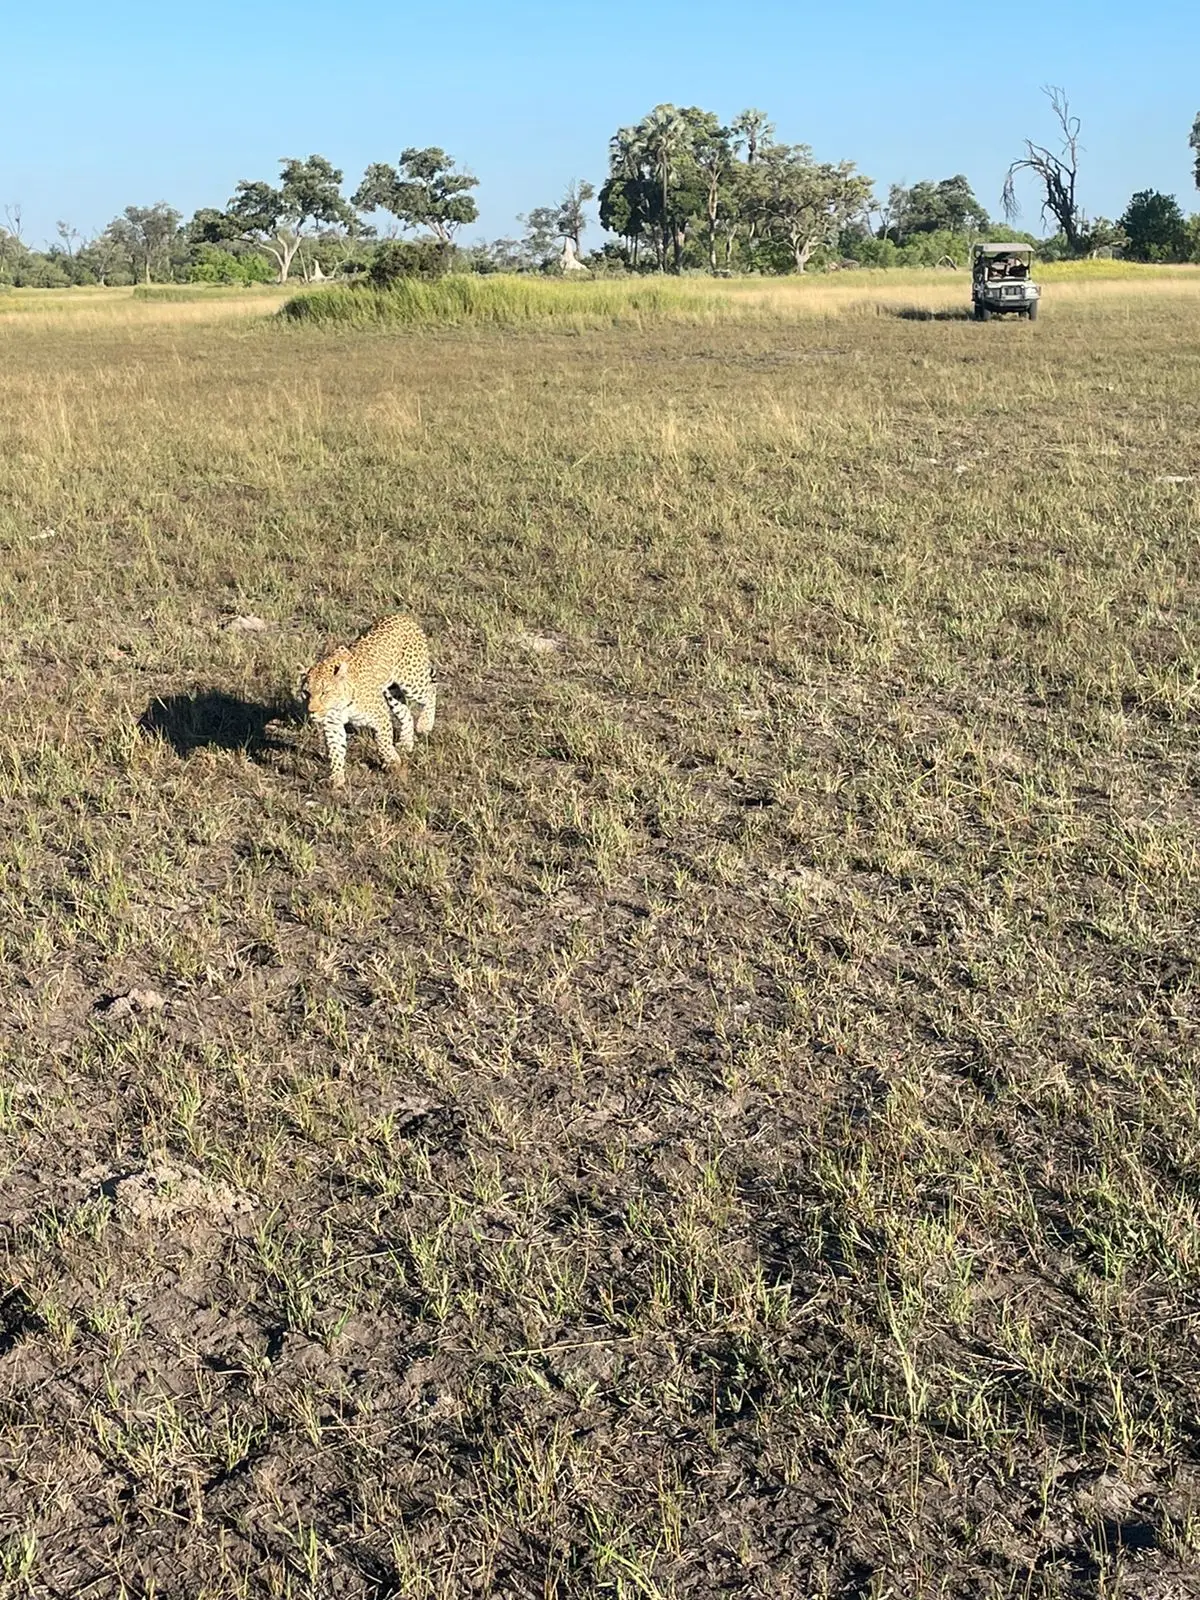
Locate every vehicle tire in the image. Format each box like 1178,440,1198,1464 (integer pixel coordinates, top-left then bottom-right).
1027,300,1039,322
976,304,991,322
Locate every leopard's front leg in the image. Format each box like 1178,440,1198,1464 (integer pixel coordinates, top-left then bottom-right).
322,716,349,790
370,698,407,770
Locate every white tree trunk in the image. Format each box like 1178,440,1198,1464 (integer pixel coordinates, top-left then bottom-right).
272,232,301,283
792,233,817,273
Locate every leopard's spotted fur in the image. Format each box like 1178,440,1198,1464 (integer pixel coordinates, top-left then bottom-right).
302,614,437,789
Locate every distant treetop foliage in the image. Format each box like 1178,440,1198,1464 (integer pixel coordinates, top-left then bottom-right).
3,103,1198,288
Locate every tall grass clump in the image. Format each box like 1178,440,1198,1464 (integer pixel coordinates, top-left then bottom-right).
279,273,739,330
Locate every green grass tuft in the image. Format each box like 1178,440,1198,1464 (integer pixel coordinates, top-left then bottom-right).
279,273,741,329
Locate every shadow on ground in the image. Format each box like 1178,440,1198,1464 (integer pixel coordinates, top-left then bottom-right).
893,307,973,322
139,690,295,759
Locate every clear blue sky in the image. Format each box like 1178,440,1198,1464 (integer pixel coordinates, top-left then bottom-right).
3,0,1197,248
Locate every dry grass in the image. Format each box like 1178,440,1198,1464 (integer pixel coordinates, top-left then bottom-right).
280,264,1200,331
1,274,1199,1599
0,285,291,333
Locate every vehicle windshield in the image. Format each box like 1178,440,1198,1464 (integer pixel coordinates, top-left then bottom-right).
976,252,1031,281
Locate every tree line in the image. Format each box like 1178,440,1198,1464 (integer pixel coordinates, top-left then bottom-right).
3,93,1200,288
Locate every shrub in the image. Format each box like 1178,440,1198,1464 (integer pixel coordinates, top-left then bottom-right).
14,256,72,289
367,239,453,288
188,245,276,285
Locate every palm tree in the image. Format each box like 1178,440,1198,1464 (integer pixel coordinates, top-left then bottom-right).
606,124,649,267
636,104,688,272
731,108,775,166
609,126,641,177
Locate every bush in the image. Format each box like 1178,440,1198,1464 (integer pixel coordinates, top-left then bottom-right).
367,239,453,288
188,245,276,285
12,256,73,289
840,225,1041,270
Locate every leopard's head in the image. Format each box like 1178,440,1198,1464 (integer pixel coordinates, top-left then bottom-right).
302,653,354,719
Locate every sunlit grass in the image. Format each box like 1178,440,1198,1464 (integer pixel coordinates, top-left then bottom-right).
4,262,1196,339
281,262,1200,328
1,275,1198,1598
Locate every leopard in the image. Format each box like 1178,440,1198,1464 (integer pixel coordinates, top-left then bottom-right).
301,613,437,789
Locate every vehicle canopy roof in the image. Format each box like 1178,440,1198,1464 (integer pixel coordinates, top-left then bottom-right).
973,242,1036,256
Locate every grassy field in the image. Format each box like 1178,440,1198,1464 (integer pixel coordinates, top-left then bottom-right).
1,270,1199,1599
278,263,1200,330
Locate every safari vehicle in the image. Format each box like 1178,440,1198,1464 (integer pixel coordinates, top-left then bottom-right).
971,243,1040,321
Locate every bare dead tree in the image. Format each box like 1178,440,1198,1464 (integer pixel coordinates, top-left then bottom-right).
1191,112,1200,189
56,221,83,258
872,182,906,244
1003,87,1087,254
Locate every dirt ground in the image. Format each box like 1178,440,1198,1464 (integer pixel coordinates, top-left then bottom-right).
2,280,1200,1598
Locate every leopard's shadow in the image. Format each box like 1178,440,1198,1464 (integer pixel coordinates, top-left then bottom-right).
139,690,298,762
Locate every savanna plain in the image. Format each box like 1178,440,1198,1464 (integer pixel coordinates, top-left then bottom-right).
1,270,1199,1600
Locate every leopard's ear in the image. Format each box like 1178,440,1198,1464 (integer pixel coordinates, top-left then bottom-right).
333,660,349,678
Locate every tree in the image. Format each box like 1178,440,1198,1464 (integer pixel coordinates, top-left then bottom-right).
599,103,873,275
77,229,130,286
1118,190,1186,261
462,237,529,273
599,125,655,267
519,180,595,266
1003,87,1089,255
1084,218,1130,256
727,109,777,257
597,105,715,273
1190,113,1200,188
874,183,907,243
0,231,28,284
225,156,353,282
55,221,83,259
181,207,275,278
4,203,21,238
518,205,560,264
188,207,234,246
731,108,774,166
637,104,690,271
761,146,873,272
891,175,988,240
689,115,736,273
107,203,182,283
354,148,479,242
712,162,751,270
555,179,594,255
